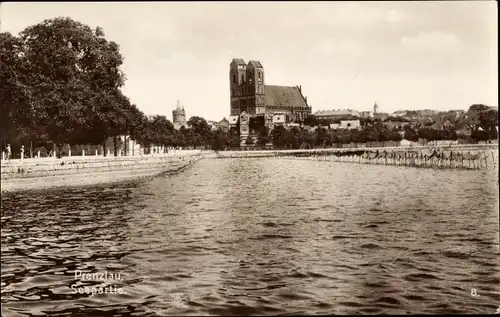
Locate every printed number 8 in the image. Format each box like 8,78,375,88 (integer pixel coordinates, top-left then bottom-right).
471,289,477,297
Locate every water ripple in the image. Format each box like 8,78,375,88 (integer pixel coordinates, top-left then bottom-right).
1,158,499,315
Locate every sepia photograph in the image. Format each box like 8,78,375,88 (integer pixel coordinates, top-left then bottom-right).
1,1,499,316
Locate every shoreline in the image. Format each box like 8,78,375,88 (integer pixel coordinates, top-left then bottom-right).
1,153,203,194
213,144,499,158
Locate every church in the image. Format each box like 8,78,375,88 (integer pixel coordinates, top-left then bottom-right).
229,58,311,120
229,58,312,145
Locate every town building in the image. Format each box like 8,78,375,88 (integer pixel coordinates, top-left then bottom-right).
314,109,360,119
209,118,230,131
172,100,188,130
417,109,439,117
329,120,361,130
314,103,378,120
374,112,390,120
391,110,409,117
359,111,374,118
339,120,362,130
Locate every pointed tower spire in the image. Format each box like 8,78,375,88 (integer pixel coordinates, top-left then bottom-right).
177,100,181,110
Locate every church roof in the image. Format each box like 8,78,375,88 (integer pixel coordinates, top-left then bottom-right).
232,58,246,66
248,60,263,68
264,85,308,109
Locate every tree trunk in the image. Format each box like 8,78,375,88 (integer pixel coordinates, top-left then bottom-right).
124,135,128,156
56,143,62,158
103,140,107,157
113,136,117,156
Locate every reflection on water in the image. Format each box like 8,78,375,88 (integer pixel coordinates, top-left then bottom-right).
1,158,499,316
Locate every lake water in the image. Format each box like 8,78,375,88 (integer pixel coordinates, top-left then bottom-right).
1,158,499,316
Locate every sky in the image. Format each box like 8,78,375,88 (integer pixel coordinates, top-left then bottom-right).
1,1,497,121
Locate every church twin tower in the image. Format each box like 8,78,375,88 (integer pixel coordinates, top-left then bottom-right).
229,59,266,116
229,58,311,122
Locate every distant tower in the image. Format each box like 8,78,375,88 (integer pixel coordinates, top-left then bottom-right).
246,60,265,115
373,102,379,114
172,100,187,130
230,58,247,116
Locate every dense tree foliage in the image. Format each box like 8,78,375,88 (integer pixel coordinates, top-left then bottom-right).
466,104,498,141
0,18,220,155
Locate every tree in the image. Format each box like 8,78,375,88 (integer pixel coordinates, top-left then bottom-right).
467,104,498,135
211,128,228,151
471,129,489,142
256,126,270,146
479,109,498,131
0,32,36,150
304,115,318,127
149,115,174,151
390,131,403,142
271,125,288,148
228,135,241,148
127,104,147,146
488,126,498,140
188,116,211,147
315,127,329,147
135,116,155,151
469,104,491,112
404,127,419,142
175,126,189,148
18,17,126,152
418,127,439,141
84,89,134,155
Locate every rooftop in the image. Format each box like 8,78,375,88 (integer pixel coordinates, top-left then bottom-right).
248,60,263,68
231,58,246,66
264,85,307,109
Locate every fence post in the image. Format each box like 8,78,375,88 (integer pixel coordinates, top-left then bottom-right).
69,149,72,157
82,149,85,157
37,150,40,158
95,149,98,156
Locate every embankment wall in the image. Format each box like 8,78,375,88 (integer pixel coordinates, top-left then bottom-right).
1,151,205,193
